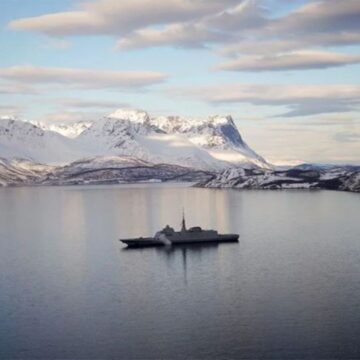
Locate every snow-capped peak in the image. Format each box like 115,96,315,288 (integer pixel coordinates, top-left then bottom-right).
107,108,150,124
45,122,92,139
209,115,234,126
28,120,92,139
0,109,271,170
0,117,44,138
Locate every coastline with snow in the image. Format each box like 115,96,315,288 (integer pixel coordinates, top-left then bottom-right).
1,109,359,191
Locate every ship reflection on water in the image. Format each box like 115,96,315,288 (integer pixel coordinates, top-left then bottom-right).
164,244,223,285
122,242,228,284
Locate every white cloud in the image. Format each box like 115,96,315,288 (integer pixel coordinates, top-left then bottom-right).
204,0,266,32
220,33,360,57
8,0,236,37
0,66,167,89
179,83,360,116
0,104,24,116
117,0,265,50
117,23,225,50
214,0,360,70
0,82,37,94
112,0,360,72
59,98,129,109
39,111,101,124
268,0,360,36
217,50,360,71
8,0,360,74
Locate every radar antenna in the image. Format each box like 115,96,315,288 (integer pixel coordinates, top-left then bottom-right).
181,208,187,232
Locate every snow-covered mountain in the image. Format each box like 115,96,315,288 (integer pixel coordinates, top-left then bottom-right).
0,117,88,163
198,166,360,192
1,111,359,191
0,109,270,170
79,109,270,169
38,121,92,139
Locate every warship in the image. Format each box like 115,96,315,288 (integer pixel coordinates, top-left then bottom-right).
120,213,239,247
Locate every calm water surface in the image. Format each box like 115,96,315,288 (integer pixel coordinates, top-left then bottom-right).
0,184,359,359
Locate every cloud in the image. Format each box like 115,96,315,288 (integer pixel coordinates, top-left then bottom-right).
59,98,129,109
179,84,360,117
204,0,267,32
246,121,360,165
8,0,236,37
280,102,359,118
268,0,360,37
0,104,24,116
0,82,37,94
117,23,225,50
299,114,360,127
114,0,360,74
117,0,265,50
219,33,360,57
224,0,360,54
0,66,167,89
40,111,101,124
334,131,360,143
217,50,360,71
8,0,360,76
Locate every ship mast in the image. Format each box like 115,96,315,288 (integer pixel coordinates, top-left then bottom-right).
181,208,187,232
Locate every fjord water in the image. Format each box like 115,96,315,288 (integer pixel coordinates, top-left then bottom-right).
0,184,359,359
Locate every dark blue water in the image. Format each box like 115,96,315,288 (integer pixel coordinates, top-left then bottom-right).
0,184,359,359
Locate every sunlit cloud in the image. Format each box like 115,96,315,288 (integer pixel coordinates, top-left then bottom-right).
0,66,168,89
8,0,237,37
117,23,225,50
8,0,360,73
267,0,360,37
117,0,265,50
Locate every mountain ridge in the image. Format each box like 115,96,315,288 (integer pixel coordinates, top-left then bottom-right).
0,108,271,170
1,110,359,191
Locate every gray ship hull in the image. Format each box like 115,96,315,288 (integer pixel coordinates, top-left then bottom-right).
121,233,239,248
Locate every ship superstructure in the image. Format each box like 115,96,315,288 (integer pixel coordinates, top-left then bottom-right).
120,213,239,247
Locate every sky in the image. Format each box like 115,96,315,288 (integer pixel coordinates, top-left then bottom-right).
0,0,359,164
